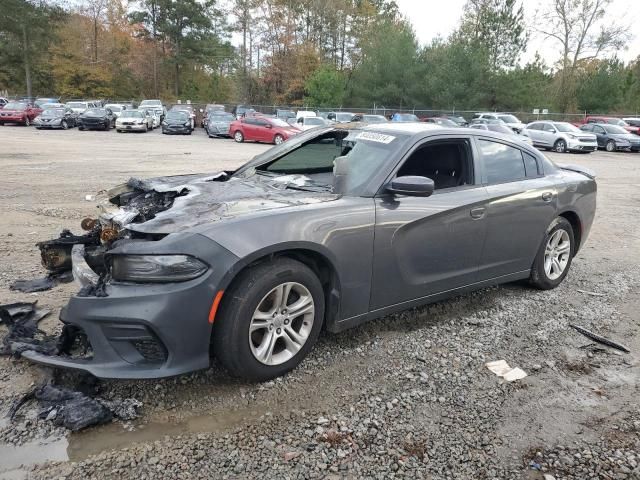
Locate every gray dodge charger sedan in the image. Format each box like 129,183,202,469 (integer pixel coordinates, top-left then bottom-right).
24,123,597,381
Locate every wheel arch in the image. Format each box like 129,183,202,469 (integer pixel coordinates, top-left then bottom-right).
215,243,343,332
558,210,582,253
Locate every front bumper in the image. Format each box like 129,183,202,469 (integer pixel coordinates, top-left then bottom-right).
118,123,147,131
23,233,240,379
567,139,597,151
79,120,108,129
0,114,26,123
206,124,231,136
35,121,64,129
162,125,191,134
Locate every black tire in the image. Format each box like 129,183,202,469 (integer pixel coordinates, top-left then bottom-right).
606,140,616,152
529,217,575,290
553,139,566,153
78,125,85,131
234,130,244,143
213,258,325,381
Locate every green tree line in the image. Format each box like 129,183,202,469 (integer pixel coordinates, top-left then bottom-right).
1,0,639,114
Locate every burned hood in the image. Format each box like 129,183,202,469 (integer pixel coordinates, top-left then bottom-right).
103,173,338,235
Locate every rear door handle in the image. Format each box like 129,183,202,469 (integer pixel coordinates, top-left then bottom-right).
542,192,553,202
470,207,486,219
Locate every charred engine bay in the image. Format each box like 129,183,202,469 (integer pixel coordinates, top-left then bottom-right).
36,175,209,283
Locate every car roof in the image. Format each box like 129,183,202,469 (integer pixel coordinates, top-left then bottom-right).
365,122,442,134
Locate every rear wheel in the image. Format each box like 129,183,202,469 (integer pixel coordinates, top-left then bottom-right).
234,130,244,143
213,258,324,381
606,140,616,152
529,217,574,290
553,139,566,153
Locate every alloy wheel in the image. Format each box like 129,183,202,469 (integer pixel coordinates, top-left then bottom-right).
249,282,315,366
606,141,615,152
274,134,284,145
544,230,571,280
554,140,566,153
62,120,68,129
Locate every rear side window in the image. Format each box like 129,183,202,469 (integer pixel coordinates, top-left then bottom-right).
478,140,526,184
523,152,540,177
527,123,541,130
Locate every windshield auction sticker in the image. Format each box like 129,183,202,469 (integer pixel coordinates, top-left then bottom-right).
356,132,396,144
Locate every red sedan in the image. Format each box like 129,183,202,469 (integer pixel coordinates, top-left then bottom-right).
230,117,300,145
0,101,42,126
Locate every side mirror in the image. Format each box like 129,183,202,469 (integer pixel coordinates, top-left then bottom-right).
386,176,435,197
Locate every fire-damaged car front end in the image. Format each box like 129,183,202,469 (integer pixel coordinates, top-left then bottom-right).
23,172,312,378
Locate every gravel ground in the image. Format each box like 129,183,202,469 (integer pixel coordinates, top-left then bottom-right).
0,126,638,480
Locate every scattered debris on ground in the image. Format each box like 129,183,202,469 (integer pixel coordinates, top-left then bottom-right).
0,302,57,356
570,324,631,353
8,383,143,431
10,271,73,293
485,359,528,381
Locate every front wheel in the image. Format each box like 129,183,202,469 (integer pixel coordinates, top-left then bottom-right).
553,139,566,153
529,217,574,290
606,140,616,152
61,120,68,130
24,117,30,127
213,258,325,381
234,130,244,143
274,134,284,145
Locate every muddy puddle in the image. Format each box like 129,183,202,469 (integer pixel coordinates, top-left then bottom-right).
67,405,269,461
0,437,68,478
0,405,269,474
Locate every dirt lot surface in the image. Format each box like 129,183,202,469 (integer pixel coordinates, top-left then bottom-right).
0,125,638,479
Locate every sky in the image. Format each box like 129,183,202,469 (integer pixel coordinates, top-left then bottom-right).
394,0,640,66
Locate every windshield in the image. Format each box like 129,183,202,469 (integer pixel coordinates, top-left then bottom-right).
121,111,143,119
605,118,626,126
305,117,325,126
166,111,188,121
498,114,520,124
105,105,122,112
334,113,353,122
555,122,581,133
434,118,458,127
84,108,106,116
363,115,387,123
394,114,419,122
42,104,64,109
269,118,290,127
488,124,514,134
210,113,234,122
66,102,87,109
140,100,161,107
245,129,408,195
603,125,628,134
42,109,64,117
4,102,27,110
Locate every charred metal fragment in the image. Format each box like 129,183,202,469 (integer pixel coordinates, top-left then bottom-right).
0,302,57,356
10,271,73,293
37,229,101,273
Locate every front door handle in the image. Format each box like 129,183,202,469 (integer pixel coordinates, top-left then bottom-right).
542,192,553,202
470,207,486,219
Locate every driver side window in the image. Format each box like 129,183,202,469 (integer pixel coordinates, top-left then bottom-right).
396,139,474,191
